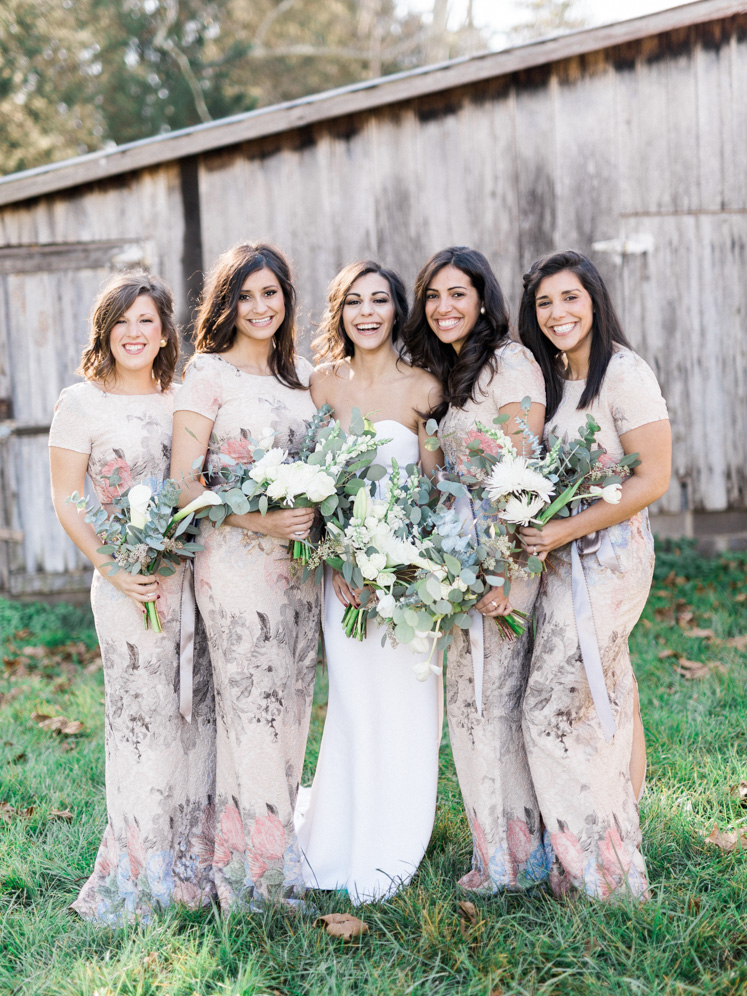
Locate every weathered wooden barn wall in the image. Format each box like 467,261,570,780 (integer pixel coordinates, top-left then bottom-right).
196,17,746,528
0,0,743,593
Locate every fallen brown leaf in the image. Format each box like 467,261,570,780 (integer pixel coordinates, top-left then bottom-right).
658,649,678,659
31,712,84,736
686,628,716,640
314,913,369,940
673,659,711,680
705,824,747,853
458,900,478,925
49,809,74,821
723,635,747,652
21,646,46,659
735,593,747,603
677,610,695,628
584,936,602,955
730,782,747,803
687,896,702,914
0,801,34,823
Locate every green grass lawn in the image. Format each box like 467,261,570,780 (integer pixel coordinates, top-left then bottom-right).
1,543,746,996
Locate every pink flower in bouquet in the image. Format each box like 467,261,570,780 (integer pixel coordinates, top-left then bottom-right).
99,457,133,501
214,804,246,867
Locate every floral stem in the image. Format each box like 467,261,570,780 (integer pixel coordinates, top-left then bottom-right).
144,599,163,633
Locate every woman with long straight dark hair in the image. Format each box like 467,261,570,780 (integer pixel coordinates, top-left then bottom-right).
518,249,671,900
404,246,549,894
170,242,320,911
295,260,443,904
49,271,216,923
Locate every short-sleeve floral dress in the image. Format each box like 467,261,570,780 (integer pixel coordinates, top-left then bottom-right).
174,353,321,910
438,341,550,892
523,347,669,900
49,382,216,924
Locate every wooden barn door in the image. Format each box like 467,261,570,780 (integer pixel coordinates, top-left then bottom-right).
0,241,150,596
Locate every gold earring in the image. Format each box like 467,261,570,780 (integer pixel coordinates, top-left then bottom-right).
160,338,167,347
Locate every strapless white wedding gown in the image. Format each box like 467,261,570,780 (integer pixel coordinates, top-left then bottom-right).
295,421,443,904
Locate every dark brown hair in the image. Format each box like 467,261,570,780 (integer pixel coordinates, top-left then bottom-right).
193,242,303,390
518,249,631,421
312,260,409,364
78,270,178,390
402,246,511,421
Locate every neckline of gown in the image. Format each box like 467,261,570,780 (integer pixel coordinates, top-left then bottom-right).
371,419,418,440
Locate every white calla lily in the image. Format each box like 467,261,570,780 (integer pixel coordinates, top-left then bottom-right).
173,490,222,523
128,484,153,529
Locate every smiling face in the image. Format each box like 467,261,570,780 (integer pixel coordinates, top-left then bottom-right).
534,269,594,366
235,266,286,343
424,264,481,354
341,271,396,353
108,294,163,377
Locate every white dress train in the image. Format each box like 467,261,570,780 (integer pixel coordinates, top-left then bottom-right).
295,421,443,904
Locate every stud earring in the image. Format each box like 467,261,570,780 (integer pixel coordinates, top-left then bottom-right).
160,338,167,347
480,306,485,315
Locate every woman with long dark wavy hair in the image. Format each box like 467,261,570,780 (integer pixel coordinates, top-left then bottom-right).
404,246,549,894
294,260,443,903
517,249,670,900
170,242,320,911
49,271,216,922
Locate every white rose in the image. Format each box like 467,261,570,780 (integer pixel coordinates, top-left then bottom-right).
249,447,288,484
358,552,387,581
304,469,337,503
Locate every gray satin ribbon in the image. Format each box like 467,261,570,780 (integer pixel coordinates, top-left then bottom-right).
454,495,485,716
179,561,196,723
570,521,621,741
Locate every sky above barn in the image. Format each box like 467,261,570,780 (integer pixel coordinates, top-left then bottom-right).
402,0,694,47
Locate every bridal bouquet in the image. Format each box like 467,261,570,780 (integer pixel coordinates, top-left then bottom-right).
318,459,437,641
203,406,388,565
372,501,529,678
460,398,639,573
68,481,221,631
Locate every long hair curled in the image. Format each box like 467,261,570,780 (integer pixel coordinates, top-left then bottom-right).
402,246,511,422
193,242,303,390
518,249,631,421
78,270,178,390
312,260,409,364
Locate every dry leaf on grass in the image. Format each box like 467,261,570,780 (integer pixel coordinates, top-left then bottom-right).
49,809,74,821
735,593,747,603
704,824,747,853
723,635,747,652
0,801,35,823
31,712,84,736
729,782,747,803
658,649,678,660
673,659,725,680
457,900,479,938
314,913,369,940
686,628,716,639
677,610,695,628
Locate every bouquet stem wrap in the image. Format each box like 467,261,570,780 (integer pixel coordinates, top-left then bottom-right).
570,513,622,741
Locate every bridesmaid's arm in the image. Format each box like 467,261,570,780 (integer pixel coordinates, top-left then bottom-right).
49,447,159,605
170,410,314,541
498,399,546,456
519,419,672,558
416,376,444,479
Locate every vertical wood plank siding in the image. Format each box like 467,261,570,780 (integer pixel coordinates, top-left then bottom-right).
0,12,743,588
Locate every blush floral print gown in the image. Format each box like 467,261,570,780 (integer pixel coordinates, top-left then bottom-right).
49,382,217,924
523,347,669,900
174,353,320,910
438,342,550,892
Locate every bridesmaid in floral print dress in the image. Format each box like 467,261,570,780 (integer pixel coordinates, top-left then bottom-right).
171,243,320,911
404,247,550,893
49,271,216,924
518,250,671,900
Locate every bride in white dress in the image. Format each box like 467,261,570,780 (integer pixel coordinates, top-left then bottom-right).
295,261,444,904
